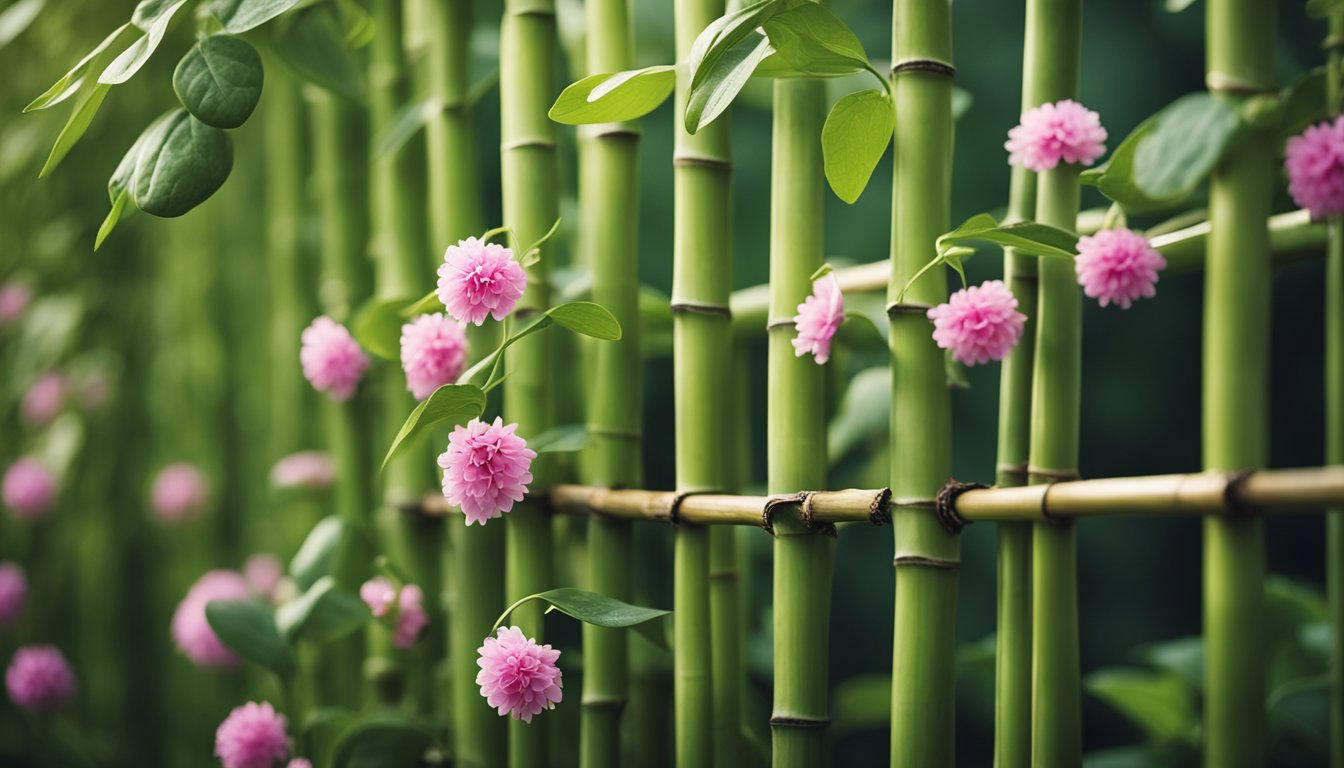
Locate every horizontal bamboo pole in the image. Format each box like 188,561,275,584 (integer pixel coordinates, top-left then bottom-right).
419,466,1344,526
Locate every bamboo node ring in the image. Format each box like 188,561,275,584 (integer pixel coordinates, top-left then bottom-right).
670,301,733,318
890,58,956,78
886,301,933,316
1325,34,1344,51
893,554,959,569
935,479,985,534
766,317,797,331
665,490,721,526
1027,466,1082,483
769,717,831,728
996,462,1030,483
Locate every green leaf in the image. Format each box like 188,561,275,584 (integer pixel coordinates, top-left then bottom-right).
547,301,622,340
493,587,671,650
1163,0,1198,11
333,721,435,768
204,599,297,679
205,0,306,33
758,0,868,78
401,290,443,318
38,82,111,179
95,191,130,251
822,89,892,204
376,97,441,157
1268,675,1330,761
686,35,774,134
687,0,783,87
276,576,371,643
290,516,345,591
527,424,586,453
549,65,676,125
26,24,134,112
1083,93,1242,213
1139,636,1204,691
0,0,44,51
100,0,190,85
1084,667,1199,744
827,365,889,465
173,35,264,129
128,109,234,218
1307,0,1344,18
383,384,487,468
275,4,366,101
1275,68,1327,143
352,297,415,362
936,213,1080,260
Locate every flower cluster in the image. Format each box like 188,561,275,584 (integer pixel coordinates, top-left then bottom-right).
927,280,1028,366
1286,115,1344,219
4,458,56,521
214,701,290,768
1074,228,1166,309
151,462,208,523
437,237,527,325
477,626,563,723
5,645,74,713
1006,99,1107,173
792,274,845,365
300,316,369,402
438,418,537,526
360,577,429,649
171,569,250,668
400,313,469,400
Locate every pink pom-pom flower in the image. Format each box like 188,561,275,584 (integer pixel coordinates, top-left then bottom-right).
927,280,1028,366
359,577,429,649
214,701,290,768
401,313,469,400
300,316,369,402
287,760,312,768
6,645,74,713
244,554,284,602
476,626,563,723
792,274,845,365
271,451,334,490
436,237,527,326
21,373,66,427
0,563,27,629
1286,116,1344,219
0,282,31,326
150,463,208,523
1006,99,1108,173
4,458,57,521
438,417,537,526
171,570,250,669
1074,228,1167,309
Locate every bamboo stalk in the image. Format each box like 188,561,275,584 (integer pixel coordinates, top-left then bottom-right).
1204,2,1275,766
1325,15,1344,768
576,0,641,760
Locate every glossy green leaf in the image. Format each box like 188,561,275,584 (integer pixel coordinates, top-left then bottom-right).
333,721,435,768
686,0,784,93
528,424,586,453
26,24,133,112
128,109,234,218
0,0,44,51
550,65,675,125
205,599,297,679
173,35,264,129
1307,0,1344,18
937,213,1080,260
94,117,161,248
758,0,868,78
383,384,487,468
290,516,345,591
352,297,415,362
1276,68,1327,143
547,301,622,340
276,576,371,643
686,36,773,134
1163,0,1198,11
275,5,366,101
822,89,892,204
376,97,441,157
38,82,111,179
493,587,671,650
205,0,306,33
401,290,443,318
1084,667,1199,744
100,0,190,85
95,192,130,251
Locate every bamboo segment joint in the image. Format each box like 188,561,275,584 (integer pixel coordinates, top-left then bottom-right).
765,317,797,331
1324,33,1344,51
500,138,559,152
672,153,733,170
890,58,956,77
886,301,933,316
935,479,986,534
670,300,733,317
893,554,960,569
1027,466,1082,483
1204,71,1274,94
996,462,1030,483
769,716,831,729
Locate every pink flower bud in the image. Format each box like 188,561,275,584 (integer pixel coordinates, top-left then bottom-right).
4,458,57,521
171,570,250,669
300,316,369,402
1075,228,1166,309
791,274,845,365
400,313,468,400
21,373,66,427
1286,115,1344,220
271,451,335,490
150,463,208,523
214,701,290,768
6,645,74,713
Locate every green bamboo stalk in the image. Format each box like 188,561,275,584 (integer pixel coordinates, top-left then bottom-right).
887,0,957,765
1325,17,1344,768
708,526,744,765
1203,2,1275,766
768,73,832,767
673,0,733,762
576,0,642,761
500,0,560,759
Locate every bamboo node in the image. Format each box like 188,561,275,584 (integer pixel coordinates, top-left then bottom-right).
1204,72,1273,95
760,493,803,535
581,698,627,712
665,490,721,526
886,301,933,316
890,58,956,78
769,716,830,728
1027,466,1081,483
670,300,732,318
996,462,1030,483
892,554,959,569
935,479,985,534
672,153,733,170
765,317,796,331
1324,34,1344,51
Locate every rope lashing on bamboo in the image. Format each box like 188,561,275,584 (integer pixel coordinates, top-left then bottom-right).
934,480,987,534
670,300,732,318
890,58,956,78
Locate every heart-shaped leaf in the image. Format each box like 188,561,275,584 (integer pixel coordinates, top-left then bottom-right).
173,35,265,129
492,587,671,650
822,89,892,204
127,109,234,218
383,384,487,468
550,65,676,125
205,599,297,679
547,301,622,340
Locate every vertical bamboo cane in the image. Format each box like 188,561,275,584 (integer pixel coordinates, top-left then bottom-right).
501,0,560,760
888,0,957,765
768,69,832,768
576,0,642,763
1203,2,1274,766
673,0,733,762
1325,17,1344,768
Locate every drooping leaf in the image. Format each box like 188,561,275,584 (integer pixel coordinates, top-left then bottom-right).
333,721,435,768
821,89,892,204
383,384,487,468
549,65,676,125
1084,667,1199,745
686,36,774,133
1163,0,1198,11
205,0,306,33
352,297,416,362
127,109,234,218
95,192,130,251
757,0,867,78
936,213,1080,260
290,517,345,591
547,301,622,340
527,424,586,453
376,97,441,157
94,118,162,248
686,0,785,94
205,599,297,679
100,0,191,85
0,0,44,51
276,576,371,643
493,587,671,650
275,4,367,101
173,35,264,129
26,24,134,112
38,81,111,179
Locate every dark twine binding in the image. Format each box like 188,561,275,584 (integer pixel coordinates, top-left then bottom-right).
766,318,796,331
935,479,986,534
868,488,893,526
1222,469,1257,517
890,58,956,78
886,301,932,316
670,301,732,318
770,717,830,728
664,490,721,526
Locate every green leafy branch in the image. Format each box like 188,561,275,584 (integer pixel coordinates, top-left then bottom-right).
490,587,672,650
896,213,1080,301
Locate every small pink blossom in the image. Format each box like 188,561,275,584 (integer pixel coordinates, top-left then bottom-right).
1075,228,1167,309
792,274,845,365
287,760,312,768
437,417,537,526
244,554,284,602
6,645,74,713
927,280,1027,366
436,237,527,325
1006,99,1108,173
214,701,290,768
271,451,334,490
401,313,469,400
21,373,66,427
4,458,57,521
0,282,31,326
150,463,208,522
360,577,429,649
476,626,563,723
0,563,26,628
300,316,369,402
1286,116,1344,219
171,570,250,669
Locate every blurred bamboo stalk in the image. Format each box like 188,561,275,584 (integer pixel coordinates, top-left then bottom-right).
1324,13,1344,768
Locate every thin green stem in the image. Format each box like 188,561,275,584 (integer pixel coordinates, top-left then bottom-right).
1325,16,1344,768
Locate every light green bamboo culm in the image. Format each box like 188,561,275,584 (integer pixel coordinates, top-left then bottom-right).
500,0,560,761
887,0,958,765
1203,2,1275,767
1325,14,1344,768
672,0,734,763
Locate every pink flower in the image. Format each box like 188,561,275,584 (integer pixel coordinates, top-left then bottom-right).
287,760,312,768
360,577,429,649
927,280,1028,366
1286,116,1344,219
6,645,74,713
401,313,469,400
437,417,537,526
791,274,845,364
271,451,334,490
300,316,369,402
150,463,208,522
244,554,284,602
0,563,26,628
171,570,250,668
1074,228,1167,309
0,282,31,326
436,237,527,325
21,373,66,427
1006,99,1108,173
214,701,290,768
476,626,563,723
4,458,57,521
